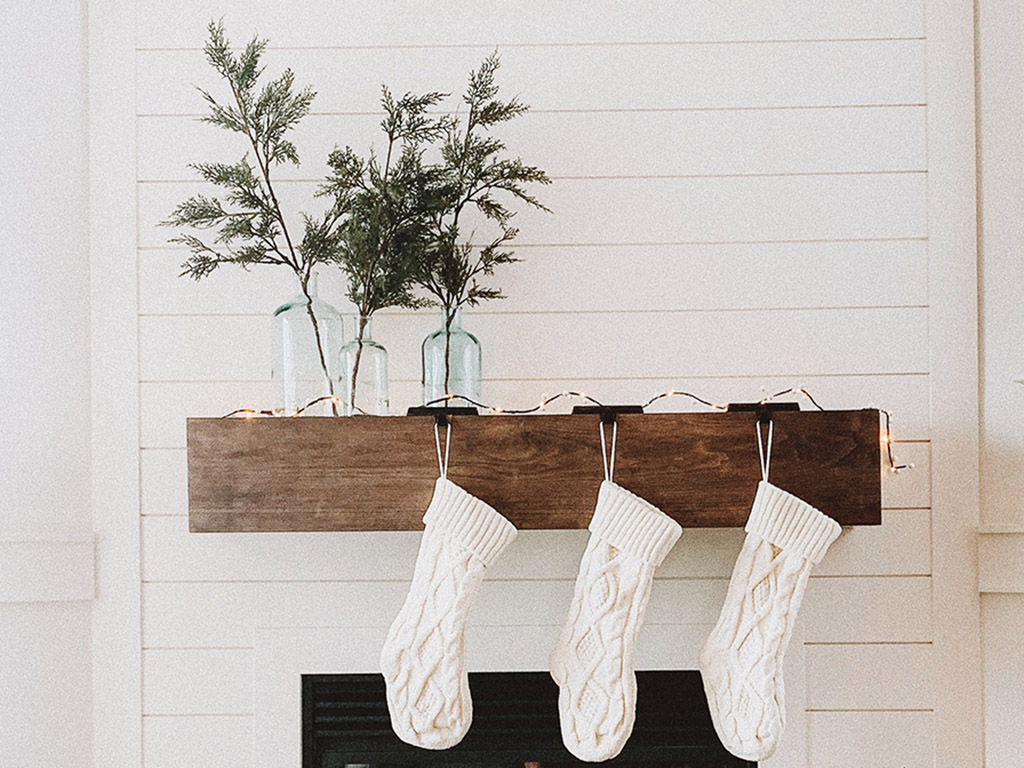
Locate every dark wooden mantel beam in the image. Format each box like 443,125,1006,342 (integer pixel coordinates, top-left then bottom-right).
186,410,881,532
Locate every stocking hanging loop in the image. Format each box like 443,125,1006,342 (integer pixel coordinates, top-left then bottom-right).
599,415,618,483
433,415,451,479
756,416,773,483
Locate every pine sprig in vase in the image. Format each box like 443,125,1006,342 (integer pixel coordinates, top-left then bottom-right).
416,52,551,400
318,87,447,413
162,21,342,414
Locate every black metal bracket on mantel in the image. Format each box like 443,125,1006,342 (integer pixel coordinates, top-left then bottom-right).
726,401,801,423
406,405,480,425
571,404,646,423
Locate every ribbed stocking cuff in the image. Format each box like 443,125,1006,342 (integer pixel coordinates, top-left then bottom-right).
746,481,841,564
589,481,682,566
422,477,517,567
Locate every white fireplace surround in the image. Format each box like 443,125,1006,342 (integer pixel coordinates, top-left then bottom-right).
253,621,806,767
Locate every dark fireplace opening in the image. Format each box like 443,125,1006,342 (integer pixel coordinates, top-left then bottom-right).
303,671,756,767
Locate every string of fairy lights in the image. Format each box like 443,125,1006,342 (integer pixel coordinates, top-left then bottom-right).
223,384,912,474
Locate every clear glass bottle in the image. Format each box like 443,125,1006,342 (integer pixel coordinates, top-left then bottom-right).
339,315,389,416
271,274,345,416
421,308,482,405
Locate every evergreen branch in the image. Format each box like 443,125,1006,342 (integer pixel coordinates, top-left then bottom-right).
254,69,316,166
323,84,447,323
174,234,288,280
164,194,232,228
197,90,247,134
167,20,327,278
167,21,340,406
414,52,549,317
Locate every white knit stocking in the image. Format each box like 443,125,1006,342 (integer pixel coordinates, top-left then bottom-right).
699,481,841,761
379,477,517,749
549,481,682,762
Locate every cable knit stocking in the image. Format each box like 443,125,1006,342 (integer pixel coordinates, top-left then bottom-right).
380,477,517,750
699,481,841,761
549,481,682,762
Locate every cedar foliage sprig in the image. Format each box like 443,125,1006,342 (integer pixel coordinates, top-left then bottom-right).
416,52,551,321
415,52,550,394
318,86,451,407
320,87,449,321
163,20,322,281
161,21,340,411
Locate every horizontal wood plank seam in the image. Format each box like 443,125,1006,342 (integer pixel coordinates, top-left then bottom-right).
805,641,933,646
805,707,933,712
139,170,927,184
138,575,930,584
139,104,930,118
139,708,935,716
143,646,252,651
136,306,930,319
146,376,933,385
138,237,930,250
141,641,935,650
138,170,929,184
136,38,926,53
137,373,932,386
141,712,253,718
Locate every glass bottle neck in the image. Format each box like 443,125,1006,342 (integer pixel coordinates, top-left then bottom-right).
444,307,463,331
356,314,374,342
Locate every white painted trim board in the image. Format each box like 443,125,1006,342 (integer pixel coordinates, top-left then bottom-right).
924,0,985,764
89,0,142,764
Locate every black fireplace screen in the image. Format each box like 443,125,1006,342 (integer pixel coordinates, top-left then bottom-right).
302,671,755,767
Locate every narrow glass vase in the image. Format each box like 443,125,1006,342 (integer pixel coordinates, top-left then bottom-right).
421,309,482,406
339,315,389,416
270,274,344,416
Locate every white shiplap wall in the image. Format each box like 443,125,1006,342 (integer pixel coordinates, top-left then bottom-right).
132,2,943,765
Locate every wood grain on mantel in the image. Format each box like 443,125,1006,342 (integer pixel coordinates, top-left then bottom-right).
186,410,881,532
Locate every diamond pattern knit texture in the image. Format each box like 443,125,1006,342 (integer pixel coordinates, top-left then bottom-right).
549,481,682,762
699,480,841,761
379,477,517,750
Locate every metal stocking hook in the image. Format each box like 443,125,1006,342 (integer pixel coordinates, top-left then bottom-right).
599,411,618,483
756,412,773,483
433,413,452,480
